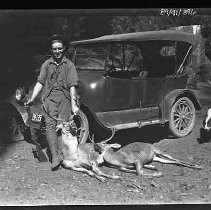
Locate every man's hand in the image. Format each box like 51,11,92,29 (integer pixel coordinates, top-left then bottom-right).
24,98,34,106
72,105,79,116
24,82,43,106
70,86,79,116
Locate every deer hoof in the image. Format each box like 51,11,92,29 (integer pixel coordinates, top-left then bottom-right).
154,172,163,177
98,177,106,182
195,164,202,169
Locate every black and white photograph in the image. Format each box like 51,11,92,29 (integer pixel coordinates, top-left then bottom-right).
1,8,211,205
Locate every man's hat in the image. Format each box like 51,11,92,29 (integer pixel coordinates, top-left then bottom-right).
48,34,68,49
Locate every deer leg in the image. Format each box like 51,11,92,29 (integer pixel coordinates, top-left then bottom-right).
153,156,182,164
154,148,188,163
153,156,190,166
135,161,162,177
143,164,157,171
153,156,202,170
155,149,203,169
70,166,106,182
119,165,158,173
62,160,106,182
119,167,137,174
154,149,181,162
92,162,119,179
135,161,149,176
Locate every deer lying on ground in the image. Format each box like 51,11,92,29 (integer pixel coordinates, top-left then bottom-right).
91,129,202,177
56,118,119,182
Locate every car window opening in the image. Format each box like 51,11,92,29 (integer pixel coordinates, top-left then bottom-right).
104,43,144,79
73,40,193,80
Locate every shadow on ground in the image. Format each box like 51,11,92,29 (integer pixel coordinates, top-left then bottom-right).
95,124,170,147
197,127,211,144
0,134,22,159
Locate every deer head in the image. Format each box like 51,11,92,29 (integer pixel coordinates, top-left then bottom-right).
101,127,116,144
56,115,77,136
90,128,121,153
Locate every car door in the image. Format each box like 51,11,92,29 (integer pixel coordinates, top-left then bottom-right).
131,77,165,120
97,43,142,126
137,41,177,119
140,78,165,108
104,76,133,111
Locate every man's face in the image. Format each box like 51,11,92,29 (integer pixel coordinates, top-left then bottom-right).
51,41,65,59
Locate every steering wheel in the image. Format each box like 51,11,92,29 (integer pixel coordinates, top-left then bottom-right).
104,57,117,76
126,50,140,71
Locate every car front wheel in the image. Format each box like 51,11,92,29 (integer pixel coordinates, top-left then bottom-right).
169,97,196,138
0,103,26,143
74,110,89,144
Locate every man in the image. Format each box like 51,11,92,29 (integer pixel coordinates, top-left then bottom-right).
25,34,79,171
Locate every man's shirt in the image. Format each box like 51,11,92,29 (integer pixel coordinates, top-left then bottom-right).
37,56,78,101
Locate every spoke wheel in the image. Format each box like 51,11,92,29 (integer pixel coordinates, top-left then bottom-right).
74,110,89,144
169,97,195,137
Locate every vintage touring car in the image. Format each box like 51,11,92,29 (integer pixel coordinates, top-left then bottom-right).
0,30,206,144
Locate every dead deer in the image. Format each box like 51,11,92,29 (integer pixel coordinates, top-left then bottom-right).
91,128,202,177
56,118,119,182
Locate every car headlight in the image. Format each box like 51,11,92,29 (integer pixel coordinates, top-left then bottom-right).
15,88,22,101
15,87,25,101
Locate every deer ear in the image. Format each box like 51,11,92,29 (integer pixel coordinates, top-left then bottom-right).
94,144,103,153
110,143,121,148
56,126,61,132
69,114,74,121
56,123,63,132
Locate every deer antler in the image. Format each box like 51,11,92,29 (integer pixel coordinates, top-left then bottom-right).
102,127,116,143
89,134,95,144
69,114,75,121
54,114,64,122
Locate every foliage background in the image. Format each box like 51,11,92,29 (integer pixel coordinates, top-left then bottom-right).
0,9,211,87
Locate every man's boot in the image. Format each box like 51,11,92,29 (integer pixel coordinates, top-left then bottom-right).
34,143,48,162
46,129,61,171
30,128,48,162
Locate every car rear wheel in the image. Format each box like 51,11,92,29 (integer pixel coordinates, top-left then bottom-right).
169,97,196,138
74,110,89,144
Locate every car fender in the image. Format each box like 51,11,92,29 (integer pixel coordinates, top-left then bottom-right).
0,99,29,127
79,102,111,132
161,88,202,121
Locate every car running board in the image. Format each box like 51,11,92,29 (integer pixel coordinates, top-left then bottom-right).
112,119,162,130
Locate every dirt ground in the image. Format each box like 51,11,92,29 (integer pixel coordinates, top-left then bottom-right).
1,108,211,206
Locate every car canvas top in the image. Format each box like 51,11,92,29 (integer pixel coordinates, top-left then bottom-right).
70,30,201,46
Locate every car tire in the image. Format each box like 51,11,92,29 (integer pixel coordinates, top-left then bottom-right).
74,110,89,144
0,103,25,143
169,97,196,138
